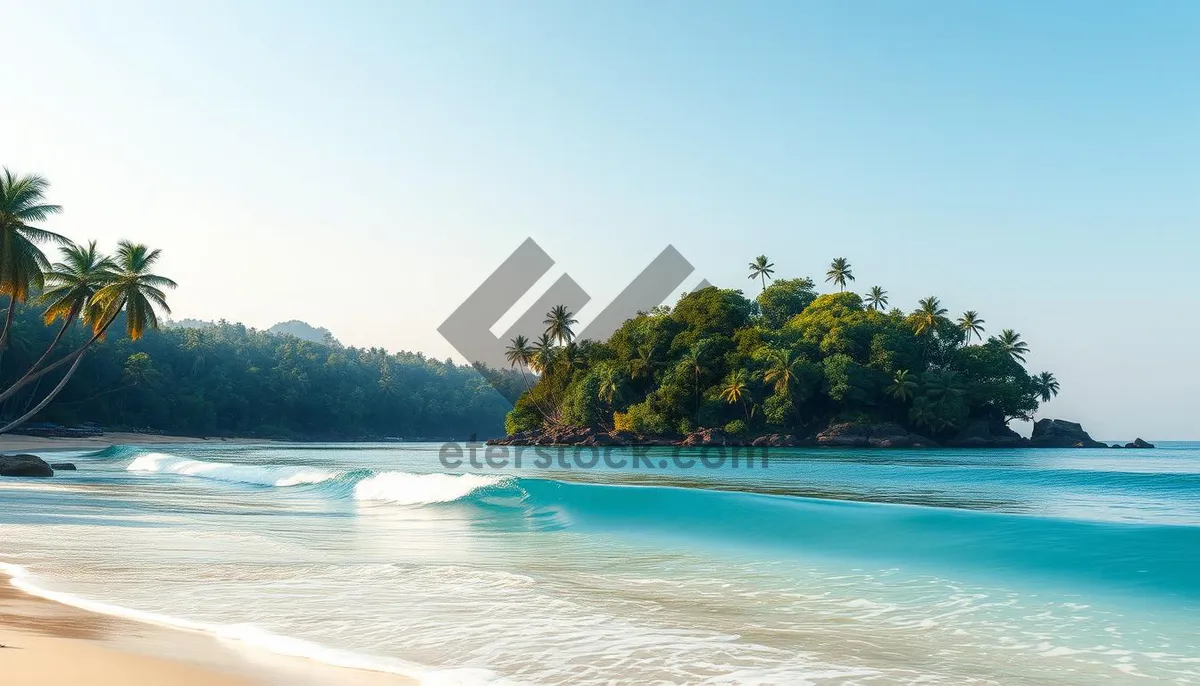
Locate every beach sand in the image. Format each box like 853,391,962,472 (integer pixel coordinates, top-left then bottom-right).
0,432,280,453
1,569,415,686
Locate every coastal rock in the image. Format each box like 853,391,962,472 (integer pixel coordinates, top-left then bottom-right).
678,428,743,447
817,422,936,448
945,419,1030,448
1029,419,1106,448
750,433,806,448
50,462,78,470
1125,438,1155,449
489,427,678,447
0,454,55,477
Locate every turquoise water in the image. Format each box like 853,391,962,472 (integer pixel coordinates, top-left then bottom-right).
1,442,1198,684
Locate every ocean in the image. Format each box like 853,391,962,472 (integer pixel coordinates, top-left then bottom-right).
1,442,1198,684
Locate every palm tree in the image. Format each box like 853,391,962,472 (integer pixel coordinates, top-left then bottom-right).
0,168,69,364
825,257,854,291
994,329,1029,363
629,344,655,382
506,334,551,420
505,334,534,371
543,305,578,345
23,241,115,378
864,286,888,311
597,366,624,406
1032,371,1059,403
679,346,705,422
923,369,964,399
0,241,175,434
747,255,775,292
956,310,986,344
762,347,801,396
720,369,753,420
886,369,917,402
531,332,557,374
913,296,948,335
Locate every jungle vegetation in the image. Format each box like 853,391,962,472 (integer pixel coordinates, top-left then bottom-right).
504,257,1060,439
1,168,516,439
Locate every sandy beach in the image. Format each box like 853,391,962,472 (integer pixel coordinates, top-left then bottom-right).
0,432,280,454
1,571,260,686
1,434,419,686
0,569,415,686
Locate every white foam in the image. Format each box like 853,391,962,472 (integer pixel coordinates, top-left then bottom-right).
126,453,337,487
0,562,496,685
353,471,505,505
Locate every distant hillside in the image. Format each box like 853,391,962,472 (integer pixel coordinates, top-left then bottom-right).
267,320,340,346
1,305,516,440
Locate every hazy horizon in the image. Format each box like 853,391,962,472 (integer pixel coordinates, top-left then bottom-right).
2,1,1197,438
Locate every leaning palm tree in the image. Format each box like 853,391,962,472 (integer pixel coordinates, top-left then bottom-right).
0,241,175,434
543,304,578,345
994,329,1029,363
913,296,948,335
506,334,552,420
23,241,116,378
825,257,854,291
956,310,986,344
747,255,775,292
0,168,69,364
1032,371,1059,403
720,369,753,420
864,286,888,311
504,334,534,371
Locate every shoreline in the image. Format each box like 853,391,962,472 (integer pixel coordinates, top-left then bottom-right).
0,432,283,454
1,567,260,686
1,567,414,686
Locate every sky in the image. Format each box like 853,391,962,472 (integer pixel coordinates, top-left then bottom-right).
1,1,1198,438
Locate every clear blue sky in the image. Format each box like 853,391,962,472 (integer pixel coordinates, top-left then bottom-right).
2,1,1198,437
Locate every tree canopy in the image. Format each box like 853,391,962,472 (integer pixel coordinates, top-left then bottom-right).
506,259,1050,440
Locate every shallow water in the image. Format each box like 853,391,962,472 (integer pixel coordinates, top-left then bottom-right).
2,442,1198,684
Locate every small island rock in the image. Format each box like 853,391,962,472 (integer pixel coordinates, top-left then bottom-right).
1125,438,1155,449
1029,419,1106,448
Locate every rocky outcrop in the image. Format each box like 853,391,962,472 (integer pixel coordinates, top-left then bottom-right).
816,422,937,448
945,419,1030,448
1125,438,1155,449
749,433,810,448
0,454,55,477
1029,419,1106,448
679,428,743,447
50,462,77,470
489,427,677,447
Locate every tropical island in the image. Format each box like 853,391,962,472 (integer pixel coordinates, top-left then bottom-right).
496,256,1145,449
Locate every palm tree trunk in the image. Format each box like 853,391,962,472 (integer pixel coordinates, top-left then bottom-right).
0,306,119,404
0,354,85,434
0,296,16,370
24,309,78,378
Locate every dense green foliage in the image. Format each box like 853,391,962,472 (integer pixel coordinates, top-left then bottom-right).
506,258,1058,439
0,303,517,439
